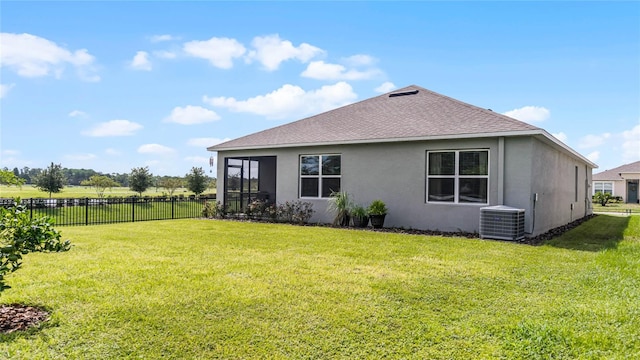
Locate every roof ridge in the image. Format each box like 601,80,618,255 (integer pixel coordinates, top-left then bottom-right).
410,85,543,131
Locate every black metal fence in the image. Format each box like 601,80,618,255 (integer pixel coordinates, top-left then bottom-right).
0,196,216,226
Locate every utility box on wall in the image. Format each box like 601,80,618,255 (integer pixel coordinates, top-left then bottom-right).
479,205,525,241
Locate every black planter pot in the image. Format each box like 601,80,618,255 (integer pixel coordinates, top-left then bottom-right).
352,215,369,228
369,214,386,229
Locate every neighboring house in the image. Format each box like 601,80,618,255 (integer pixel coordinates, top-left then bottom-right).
208,85,597,237
592,161,640,203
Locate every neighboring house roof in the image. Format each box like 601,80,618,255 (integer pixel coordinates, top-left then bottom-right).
209,85,596,168
593,161,640,181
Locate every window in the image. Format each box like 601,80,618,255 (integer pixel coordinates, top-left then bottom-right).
300,154,341,198
427,150,489,204
593,182,613,195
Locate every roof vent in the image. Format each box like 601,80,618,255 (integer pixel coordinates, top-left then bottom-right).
389,90,419,98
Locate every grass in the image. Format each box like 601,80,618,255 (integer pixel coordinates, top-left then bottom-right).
593,202,640,214
0,216,638,359
0,185,215,199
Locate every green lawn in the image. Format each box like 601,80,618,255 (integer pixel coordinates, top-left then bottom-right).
0,185,215,199
0,216,638,359
593,202,640,214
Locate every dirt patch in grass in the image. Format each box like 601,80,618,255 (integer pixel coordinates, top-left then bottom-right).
0,304,49,334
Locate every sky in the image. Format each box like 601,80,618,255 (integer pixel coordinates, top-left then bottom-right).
1,1,639,177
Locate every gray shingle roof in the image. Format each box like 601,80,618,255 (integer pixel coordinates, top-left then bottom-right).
593,161,640,180
209,85,543,151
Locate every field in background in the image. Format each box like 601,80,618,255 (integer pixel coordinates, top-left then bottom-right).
0,215,637,358
0,185,216,199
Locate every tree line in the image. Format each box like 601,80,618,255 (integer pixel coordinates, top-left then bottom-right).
1,164,216,199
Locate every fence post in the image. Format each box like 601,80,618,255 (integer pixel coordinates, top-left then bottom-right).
30,198,33,220
85,198,89,226
171,197,175,219
132,197,135,222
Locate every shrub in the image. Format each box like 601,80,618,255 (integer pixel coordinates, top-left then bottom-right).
202,201,227,219
247,200,268,219
277,201,314,225
327,191,351,226
593,192,613,206
0,199,71,293
367,199,388,215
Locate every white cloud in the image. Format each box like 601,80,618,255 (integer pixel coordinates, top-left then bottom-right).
344,54,375,66
138,144,175,155
163,105,220,125
153,50,177,59
105,148,122,156
503,106,550,123
184,156,210,163
130,51,152,71
150,34,179,43
0,32,99,81
65,153,97,161
187,137,231,147
1,149,20,156
204,82,358,120
579,133,611,149
375,82,396,93
247,34,324,71
68,110,87,118
0,83,15,98
301,60,380,80
551,132,568,143
82,120,143,137
621,124,640,162
183,37,246,69
586,151,600,163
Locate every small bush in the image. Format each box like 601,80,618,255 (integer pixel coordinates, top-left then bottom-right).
278,201,314,225
0,199,71,293
202,201,227,219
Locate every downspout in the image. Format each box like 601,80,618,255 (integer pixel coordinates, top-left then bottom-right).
498,137,505,205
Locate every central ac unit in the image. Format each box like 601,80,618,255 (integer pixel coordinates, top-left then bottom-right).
479,205,525,241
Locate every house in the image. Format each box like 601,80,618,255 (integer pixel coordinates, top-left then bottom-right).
208,85,597,237
592,161,640,203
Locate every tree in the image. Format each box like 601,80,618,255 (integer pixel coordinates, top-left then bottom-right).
80,175,120,198
129,167,154,196
185,167,208,196
158,177,183,196
0,169,25,187
35,162,66,198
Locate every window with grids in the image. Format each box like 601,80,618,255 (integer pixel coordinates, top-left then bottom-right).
300,155,341,198
593,181,613,195
427,150,489,204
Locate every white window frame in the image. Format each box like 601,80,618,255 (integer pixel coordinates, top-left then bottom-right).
426,149,490,205
593,181,613,195
299,154,341,199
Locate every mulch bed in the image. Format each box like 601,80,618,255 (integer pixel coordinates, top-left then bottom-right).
210,214,597,246
0,304,49,334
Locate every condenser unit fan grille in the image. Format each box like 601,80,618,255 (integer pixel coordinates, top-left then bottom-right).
480,206,525,241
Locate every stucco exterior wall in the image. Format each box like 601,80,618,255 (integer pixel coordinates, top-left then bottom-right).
218,138,500,233
527,137,592,235
216,135,593,236
502,137,535,231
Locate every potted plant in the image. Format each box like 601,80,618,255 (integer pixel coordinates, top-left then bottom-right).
327,191,351,226
350,204,369,228
367,199,388,229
